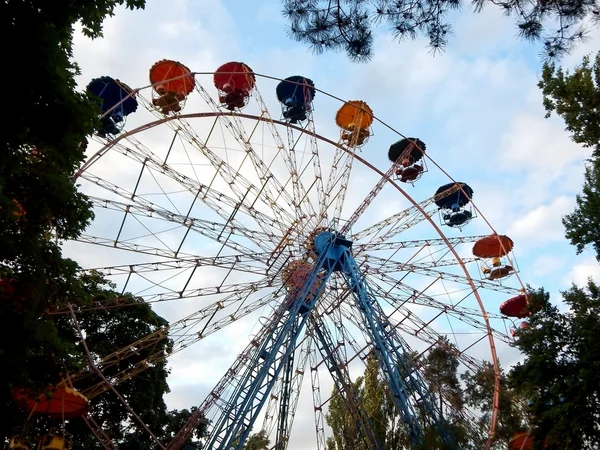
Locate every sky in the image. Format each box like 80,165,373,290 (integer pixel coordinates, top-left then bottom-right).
68,0,600,448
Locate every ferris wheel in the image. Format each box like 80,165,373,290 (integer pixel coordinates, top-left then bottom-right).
15,61,532,450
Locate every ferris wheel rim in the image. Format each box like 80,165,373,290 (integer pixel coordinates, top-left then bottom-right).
71,77,524,448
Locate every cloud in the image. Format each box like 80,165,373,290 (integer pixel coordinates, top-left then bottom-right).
564,257,600,286
507,195,574,248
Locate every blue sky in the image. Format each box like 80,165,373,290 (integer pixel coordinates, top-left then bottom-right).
69,0,600,448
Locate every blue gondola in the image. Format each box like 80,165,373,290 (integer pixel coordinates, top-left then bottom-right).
434,182,474,228
276,76,316,124
87,76,138,137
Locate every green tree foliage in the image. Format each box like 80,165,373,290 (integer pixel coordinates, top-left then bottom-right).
281,0,600,61
462,362,529,449
540,53,600,155
421,338,470,449
2,273,207,448
563,160,600,260
325,344,527,449
325,352,400,450
0,0,209,448
326,379,367,450
2,0,148,265
539,52,600,259
243,430,270,450
509,285,600,449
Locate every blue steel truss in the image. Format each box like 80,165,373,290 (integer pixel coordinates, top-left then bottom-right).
202,230,456,450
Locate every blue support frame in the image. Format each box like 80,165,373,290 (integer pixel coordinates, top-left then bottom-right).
205,230,456,450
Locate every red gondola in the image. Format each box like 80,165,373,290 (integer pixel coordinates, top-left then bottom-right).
213,62,255,110
500,294,529,318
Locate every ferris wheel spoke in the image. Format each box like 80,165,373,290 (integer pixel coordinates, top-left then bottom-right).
129,99,298,229
193,85,303,224
325,150,355,230
363,254,480,270
333,291,488,384
296,114,326,226
372,270,507,322
75,233,196,260
361,259,522,294
53,266,272,315
340,165,395,235
155,117,296,229
111,141,290,235
366,274,512,346
128,278,276,304
253,87,318,221
351,183,465,244
351,196,437,243
74,283,284,400
82,168,282,254
85,195,275,255
354,236,483,254
83,253,270,278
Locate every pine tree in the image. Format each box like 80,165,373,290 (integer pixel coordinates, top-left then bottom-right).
281,0,600,61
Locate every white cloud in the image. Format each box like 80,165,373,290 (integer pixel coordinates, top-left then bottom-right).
508,195,574,249
564,257,600,286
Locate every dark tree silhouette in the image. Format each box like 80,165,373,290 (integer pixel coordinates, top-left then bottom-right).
1,1,208,448
281,0,600,61
509,285,600,449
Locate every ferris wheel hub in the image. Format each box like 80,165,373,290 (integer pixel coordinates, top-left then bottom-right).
312,231,353,272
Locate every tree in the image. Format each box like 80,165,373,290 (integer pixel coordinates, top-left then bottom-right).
1,0,149,395
421,339,471,449
1,1,208,448
539,52,600,259
325,352,399,450
244,430,270,450
539,53,600,156
462,362,529,449
2,0,147,269
1,273,207,449
326,379,368,450
563,160,600,260
509,285,600,449
281,0,600,62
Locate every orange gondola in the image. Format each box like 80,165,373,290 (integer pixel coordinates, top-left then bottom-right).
335,100,373,130
11,199,25,218
472,234,514,258
13,386,89,419
149,60,195,114
8,434,30,450
335,101,373,147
